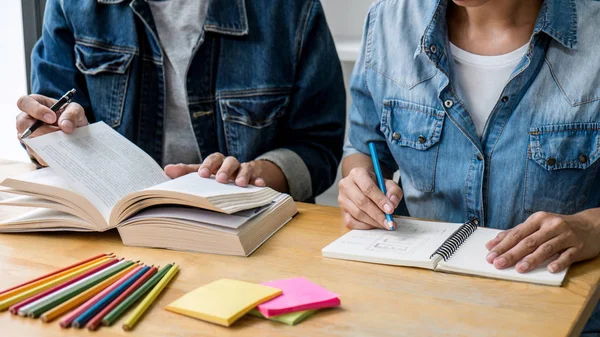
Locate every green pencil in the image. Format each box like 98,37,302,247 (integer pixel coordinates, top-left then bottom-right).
24,260,134,318
102,264,173,326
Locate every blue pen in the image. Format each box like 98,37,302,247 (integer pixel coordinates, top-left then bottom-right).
71,266,150,329
368,142,396,231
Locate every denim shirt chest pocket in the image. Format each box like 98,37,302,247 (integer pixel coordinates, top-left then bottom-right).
381,99,445,192
74,42,134,127
524,123,600,214
218,94,289,162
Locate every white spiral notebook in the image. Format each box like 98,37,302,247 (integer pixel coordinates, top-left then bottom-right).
322,218,567,286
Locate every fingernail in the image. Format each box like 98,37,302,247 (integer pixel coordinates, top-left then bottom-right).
199,168,210,176
255,178,265,186
384,204,393,214
548,264,558,273
43,113,55,123
389,195,400,206
486,252,498,263
235,176,247,186
60,120,74,132
217,172,228,181
495,257,507,268
517,261,529,273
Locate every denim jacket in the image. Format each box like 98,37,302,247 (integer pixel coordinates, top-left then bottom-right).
31,0,346,202
348,0,600,332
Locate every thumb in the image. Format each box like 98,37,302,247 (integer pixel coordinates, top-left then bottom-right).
164,163,201,179
384,179,403,208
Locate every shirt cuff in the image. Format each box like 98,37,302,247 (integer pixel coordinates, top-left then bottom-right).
343,137,362,157
256,148,312,201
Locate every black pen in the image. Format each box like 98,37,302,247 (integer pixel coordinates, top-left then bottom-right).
20,88,76,139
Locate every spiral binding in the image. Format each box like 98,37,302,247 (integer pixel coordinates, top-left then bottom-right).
430,219,479,261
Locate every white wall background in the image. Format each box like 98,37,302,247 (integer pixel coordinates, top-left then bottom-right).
0,0,29,162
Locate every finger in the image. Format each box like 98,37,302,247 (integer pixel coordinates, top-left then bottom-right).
254,178,266,187
216,156,240,183
234,162,252,187
16,95,58,124
500,227,564,272
340,178,391,230
338,194,385,229
354,171,395,215
514,235,569,273
16,113,36,134
384,180,403,208
486,218,542,263
198,153,225,177
57,103,87,134
548,247,578,273
22,143,48,167
343,212,376,230
164,164,201,179
485,229,510,251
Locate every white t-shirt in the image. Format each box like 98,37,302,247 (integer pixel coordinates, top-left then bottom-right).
450,42,529,137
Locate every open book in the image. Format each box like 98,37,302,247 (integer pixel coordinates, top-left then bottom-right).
0,122,297,256
322,218,567,286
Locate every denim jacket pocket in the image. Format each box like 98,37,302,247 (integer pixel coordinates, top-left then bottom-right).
381,99,445,192
524,123,600,214
219,94,289,162
74,42,134,127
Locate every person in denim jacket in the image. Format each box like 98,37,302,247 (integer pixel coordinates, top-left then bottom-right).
339,0,600,334
15,0,346,203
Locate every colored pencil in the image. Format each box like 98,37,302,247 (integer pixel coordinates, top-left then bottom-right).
25,260,133,318
0,254,111,303
0,256,112,311
72,265,148,329
58,261,138,328
9,258,119,314
0,253,110,297
102,264,172,327
87,265,157,331
122,264,179,331
41,266,136,323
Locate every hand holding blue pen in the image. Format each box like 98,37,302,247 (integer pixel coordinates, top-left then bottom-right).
368,142,397,231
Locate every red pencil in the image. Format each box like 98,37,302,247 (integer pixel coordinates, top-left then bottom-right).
8,258,118,315
86,265,158,331
59,263,143,328
0,253,111,296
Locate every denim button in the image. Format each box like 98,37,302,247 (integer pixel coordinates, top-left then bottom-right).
392,132,401,141
418,135,426,144
501,96,509,103
444,100,454,108
547,157,557,166
579,154,588,163
430,45,437,54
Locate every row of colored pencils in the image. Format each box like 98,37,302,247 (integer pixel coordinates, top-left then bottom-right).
0,253,179,331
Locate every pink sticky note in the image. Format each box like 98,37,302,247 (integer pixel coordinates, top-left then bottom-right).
257,277,340,318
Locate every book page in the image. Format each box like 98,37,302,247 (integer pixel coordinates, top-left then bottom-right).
23,122,168,219
437,227,567,286
3,167,76,191
147,173,264,196
322,218,462,269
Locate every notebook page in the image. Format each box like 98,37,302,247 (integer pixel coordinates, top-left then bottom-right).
23,122,168,220
322,218,462,269
437,227,567,286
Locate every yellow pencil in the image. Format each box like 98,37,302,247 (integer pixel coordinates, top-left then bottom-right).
40,265,136,323
0,257,114,311
0,255,111,303
122,263,179,331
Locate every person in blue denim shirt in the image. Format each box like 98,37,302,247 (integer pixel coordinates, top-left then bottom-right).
15,0,346,203
339,0,600,334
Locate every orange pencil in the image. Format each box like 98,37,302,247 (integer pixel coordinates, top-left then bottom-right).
40,266,135,323
0,254,112,303
86,265,158,330
0,253,110,296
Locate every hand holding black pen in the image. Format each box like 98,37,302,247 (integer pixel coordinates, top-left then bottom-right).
19,89,77,139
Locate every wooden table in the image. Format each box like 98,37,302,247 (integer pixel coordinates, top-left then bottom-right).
0,161,599,337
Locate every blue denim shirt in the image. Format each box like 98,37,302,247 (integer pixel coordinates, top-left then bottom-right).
31,0,346,202
348,0,600,333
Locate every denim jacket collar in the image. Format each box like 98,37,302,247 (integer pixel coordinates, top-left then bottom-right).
414,0,579,58
97,0,249,36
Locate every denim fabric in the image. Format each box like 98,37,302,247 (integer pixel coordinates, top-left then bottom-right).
347,0,600,333
30,0,346,201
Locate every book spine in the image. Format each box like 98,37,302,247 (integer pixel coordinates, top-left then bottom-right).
430,219,479,261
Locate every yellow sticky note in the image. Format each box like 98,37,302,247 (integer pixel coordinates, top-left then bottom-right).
165,279,282,327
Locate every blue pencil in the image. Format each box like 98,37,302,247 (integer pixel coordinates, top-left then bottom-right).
368,142,396,231
71,266,150,329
